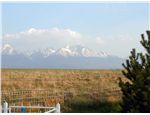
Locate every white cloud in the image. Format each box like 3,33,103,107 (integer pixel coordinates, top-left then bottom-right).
3,27,82,51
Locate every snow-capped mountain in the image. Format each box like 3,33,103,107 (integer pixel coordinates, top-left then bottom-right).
41,48,56,57
1,44,17,55
55,47,76,57
1,44,124,69
49,45,110,57
30,48,56,58
1,44,110,58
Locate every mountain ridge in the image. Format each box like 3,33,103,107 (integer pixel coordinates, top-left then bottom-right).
1,44,124,69
1,44,112,58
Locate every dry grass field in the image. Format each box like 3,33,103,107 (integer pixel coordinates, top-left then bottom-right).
1,69,128,112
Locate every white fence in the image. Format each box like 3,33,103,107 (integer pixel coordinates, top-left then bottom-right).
1,101,60,113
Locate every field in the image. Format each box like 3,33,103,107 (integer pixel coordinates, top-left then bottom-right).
1,69,128,112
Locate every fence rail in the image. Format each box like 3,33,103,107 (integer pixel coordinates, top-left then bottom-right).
1,101,60,113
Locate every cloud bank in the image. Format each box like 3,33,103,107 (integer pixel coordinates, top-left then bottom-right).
3,27,141,57
3,27,83,51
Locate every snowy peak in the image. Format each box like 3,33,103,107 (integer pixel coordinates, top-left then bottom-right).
81,48,96,57
60,45,110,57
1,44,110,58
56,47,76,56
40,48,56,57
80,48,109,57
2,44,17,55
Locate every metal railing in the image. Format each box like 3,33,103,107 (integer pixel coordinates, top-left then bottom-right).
1,101,60,113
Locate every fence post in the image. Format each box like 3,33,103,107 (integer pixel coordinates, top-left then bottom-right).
55,103,60,113
14,103,15,113
9,107,11,113
38,104,40,113
3,101,8,113
29,103,31,113
21,105,25,113
0,105,2,113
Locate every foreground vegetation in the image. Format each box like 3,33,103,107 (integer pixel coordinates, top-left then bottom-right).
1,69,127,112
119,31,150,112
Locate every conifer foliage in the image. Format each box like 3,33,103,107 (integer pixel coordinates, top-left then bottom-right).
119,31,150,112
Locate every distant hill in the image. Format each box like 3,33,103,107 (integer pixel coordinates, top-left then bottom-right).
1,44,124,69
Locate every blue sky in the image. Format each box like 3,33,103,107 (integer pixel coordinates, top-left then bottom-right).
2,2,150,57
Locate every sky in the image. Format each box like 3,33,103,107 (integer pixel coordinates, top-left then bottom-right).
2,2,150,58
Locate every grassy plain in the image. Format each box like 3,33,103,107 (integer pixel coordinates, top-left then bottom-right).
1,69,127,112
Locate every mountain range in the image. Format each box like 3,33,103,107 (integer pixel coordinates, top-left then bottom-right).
1,44,125,69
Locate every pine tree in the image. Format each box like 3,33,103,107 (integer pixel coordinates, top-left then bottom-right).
119,31,150,112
